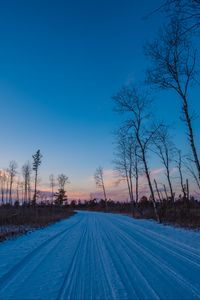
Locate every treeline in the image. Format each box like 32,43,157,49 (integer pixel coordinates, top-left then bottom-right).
0,149,69,207
70,197,200,228
93,0,200,224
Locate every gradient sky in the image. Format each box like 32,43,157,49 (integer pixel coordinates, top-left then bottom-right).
0,0,200,199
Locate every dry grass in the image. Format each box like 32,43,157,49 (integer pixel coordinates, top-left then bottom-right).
0,205,75,241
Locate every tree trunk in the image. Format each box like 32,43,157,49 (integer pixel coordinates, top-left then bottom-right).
163,184,168,201
135,174,139,204
142,152,160,222
178,163,186,199
135,152,139,205
166,169,174,203
129,171,134,217
183,97,200,182
186,179,190,201
125,169,132,214
102,183,107,211
154,179,161,202
9,179,13,205
33,170,38,205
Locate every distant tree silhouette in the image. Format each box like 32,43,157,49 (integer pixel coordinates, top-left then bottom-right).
57,174,69,190
54,174,69,206
94,167,108,211
22,161,32,204
49,174,56,203
0,170,7,204
7,161,17,205
54,189,68,206
113,129,141,215
32,150,42,204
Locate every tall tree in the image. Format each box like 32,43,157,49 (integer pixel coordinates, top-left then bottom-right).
0,170,7,204
49,174,56,203
57,174,69,190
175,150,187,198
55,174,69,206
113,130,140,215
7,161,17,205
94,167,108,210
113,85,161,222
184,156,200,191
22,161,32,204
32,150,42,204
153,125,175,203
145,13,200,183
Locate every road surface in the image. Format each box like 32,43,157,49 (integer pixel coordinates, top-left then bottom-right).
0,211,200,300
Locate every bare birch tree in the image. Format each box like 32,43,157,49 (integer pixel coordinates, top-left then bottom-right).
184,156,200,190
145,13,200,184
175,150,187,198
22,162,32,204
94,167,108,210
57,174,69,190
49,174,56,203
153,125,175,203
7,161,17,205
113,130,140,215
113,85,161,222
0,170,7,204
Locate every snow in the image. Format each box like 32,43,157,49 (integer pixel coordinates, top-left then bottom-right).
0,211,199,299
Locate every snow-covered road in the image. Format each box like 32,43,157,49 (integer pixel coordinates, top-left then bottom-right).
0,211,200,300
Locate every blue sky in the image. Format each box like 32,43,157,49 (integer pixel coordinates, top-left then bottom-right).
0,0,200,199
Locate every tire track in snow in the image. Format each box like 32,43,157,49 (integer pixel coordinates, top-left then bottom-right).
0,211,200,300
111,217,200,287
119,220,200,270
93,215,125,300
113,216,200,256
100,217,160,300
104,217,200,299
56,217,88,300
0,216,82,293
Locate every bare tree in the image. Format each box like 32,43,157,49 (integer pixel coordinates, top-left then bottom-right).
7,161,18,205
113,85,161,222
22,162,32,204
16,177,20,204
57,174,69,190
145,14,200,184
0,170,7,204
146,1,200,34
184,155,200,190
153,125,175,203
5,173,9,204
32,150,42,204
113,130,140,215
49,174,56,203
166,0,200,34
154,179,162,202
175,150,187,198
94,167,108,210
55,174,69,205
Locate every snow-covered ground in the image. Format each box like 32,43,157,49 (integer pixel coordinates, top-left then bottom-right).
0,211,199,300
